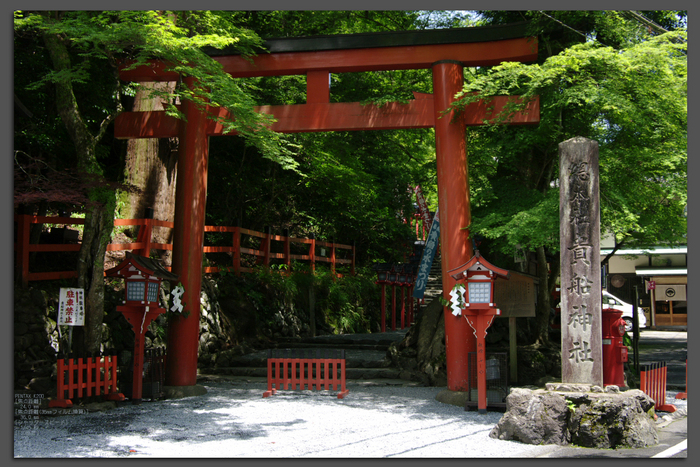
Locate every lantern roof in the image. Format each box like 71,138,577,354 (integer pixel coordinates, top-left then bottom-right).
105,252,179,282
448,250,509,281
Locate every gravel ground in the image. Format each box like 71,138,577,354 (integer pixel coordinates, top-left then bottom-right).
14,380,560,458
14,379,688,458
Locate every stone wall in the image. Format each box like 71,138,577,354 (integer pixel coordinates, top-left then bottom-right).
14,287,60,396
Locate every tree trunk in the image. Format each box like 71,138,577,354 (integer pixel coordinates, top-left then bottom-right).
123,82,178,222
73,204,112,355
43,30,116,355
122,82,178,266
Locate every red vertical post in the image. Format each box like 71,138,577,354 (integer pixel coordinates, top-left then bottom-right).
86,356,95,397
306,70,330,104
76,357,84,398
432,60,474,392
166,78,210,388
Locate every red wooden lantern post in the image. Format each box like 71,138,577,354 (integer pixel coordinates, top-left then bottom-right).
106,252,178,403
448,251,509,413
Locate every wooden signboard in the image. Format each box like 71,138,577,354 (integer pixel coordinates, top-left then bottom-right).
493,271,538,318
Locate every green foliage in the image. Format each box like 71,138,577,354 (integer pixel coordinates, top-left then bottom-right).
453,27,687,257
216,265,379,336
313,268,377,334
15,10,297,171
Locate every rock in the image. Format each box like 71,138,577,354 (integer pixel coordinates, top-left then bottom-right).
490,387,658,449
435,389,469,407
568,389,658,449
490,388,571,445
83,401,119,412
163,384,208,399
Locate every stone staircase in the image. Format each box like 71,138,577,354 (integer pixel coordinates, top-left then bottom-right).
200,330,409,382
421,253,443,305
198,256,444,385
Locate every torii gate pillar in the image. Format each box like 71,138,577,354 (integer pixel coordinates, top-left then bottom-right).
432,61,474,391
165,78,210,387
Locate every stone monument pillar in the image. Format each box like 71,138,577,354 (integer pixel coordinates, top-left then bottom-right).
559,137,603,386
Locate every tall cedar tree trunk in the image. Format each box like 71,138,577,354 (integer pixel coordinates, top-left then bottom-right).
124,82,178,255
43,31,115,355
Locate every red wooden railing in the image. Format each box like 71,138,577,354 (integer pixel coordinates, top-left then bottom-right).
263,349,349,399
13,214,355,286
48,353,125,408
640,361,677,413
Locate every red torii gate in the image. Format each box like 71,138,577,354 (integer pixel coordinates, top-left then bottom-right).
115,23,540,392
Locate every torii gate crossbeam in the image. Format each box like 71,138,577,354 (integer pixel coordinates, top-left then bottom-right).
115,23,539,393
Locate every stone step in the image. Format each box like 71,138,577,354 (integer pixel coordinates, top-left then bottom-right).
203,366,404,381
273,337,396,351
201,329,415,382
226,348,392,368
270,342,391,351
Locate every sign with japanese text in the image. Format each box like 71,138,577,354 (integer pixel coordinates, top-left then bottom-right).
559,137,603,386
58,288,85,326
413,208,440,299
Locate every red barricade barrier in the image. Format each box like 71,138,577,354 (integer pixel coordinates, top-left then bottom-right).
264,349,349,399
640,361,676,413
49,353,125,408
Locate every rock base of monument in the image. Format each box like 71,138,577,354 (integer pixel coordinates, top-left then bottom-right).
489,383,659,449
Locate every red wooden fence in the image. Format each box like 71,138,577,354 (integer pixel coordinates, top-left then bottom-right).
14,214,355,286
48,353,125,408
263,349,349,399
640,361,677,413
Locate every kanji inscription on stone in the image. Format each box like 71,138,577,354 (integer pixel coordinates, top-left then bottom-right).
559,137,603,386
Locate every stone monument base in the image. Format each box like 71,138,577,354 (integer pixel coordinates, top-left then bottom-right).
489,384,659,449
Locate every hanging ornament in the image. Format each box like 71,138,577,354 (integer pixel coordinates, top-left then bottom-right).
170,284,185,313
449,284,466,316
